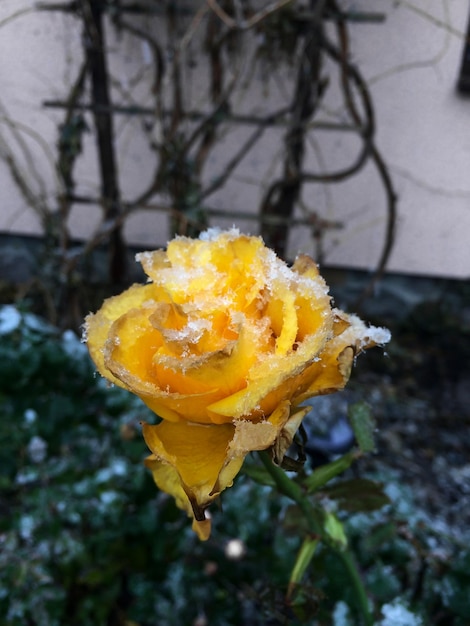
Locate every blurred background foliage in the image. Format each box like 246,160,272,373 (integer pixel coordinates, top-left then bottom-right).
2,304,470,626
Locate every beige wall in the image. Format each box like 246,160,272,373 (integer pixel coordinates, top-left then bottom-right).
1,0,469,278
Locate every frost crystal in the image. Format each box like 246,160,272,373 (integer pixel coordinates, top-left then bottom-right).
63,328,88,354
164,318,212,344
363,325,391,347
198,227,240,241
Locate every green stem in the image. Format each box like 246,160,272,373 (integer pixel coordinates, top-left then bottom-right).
258,450,323,536
258,451,373,626
287,535,320,599
337,550,374,626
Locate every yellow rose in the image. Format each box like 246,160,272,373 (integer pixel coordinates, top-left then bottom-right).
84,228,390,539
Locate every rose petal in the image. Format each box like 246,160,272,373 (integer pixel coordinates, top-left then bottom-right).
141,400,295,539
106,307,273,424
84,283,165,389
295,311,391,403
265,285,298,356
271,407,309,465
84,229,391,540
207,317,333,420
142,420,243,538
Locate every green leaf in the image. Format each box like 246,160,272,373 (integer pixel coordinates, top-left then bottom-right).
441,572,470,618
451,549,470,577
304,451,358,493
348,402,376,453
323,511,348,550
362,522,397,552
288,536,320,595
320,478,391,513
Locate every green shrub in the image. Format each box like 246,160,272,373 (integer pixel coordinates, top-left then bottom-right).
0,304,468,625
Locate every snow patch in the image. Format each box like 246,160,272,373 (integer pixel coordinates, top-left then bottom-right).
333,601,353,626
24,409,38,425
164,317,212,344
27,436,47,464
379,599,423,626
0,305,21,334
198,227,240,241
364,325,391,347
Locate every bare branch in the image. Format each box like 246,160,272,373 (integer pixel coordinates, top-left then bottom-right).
201,105,291,200
0,7,37,28
206,0,295,31
396,0,465,39
114,18,165,103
